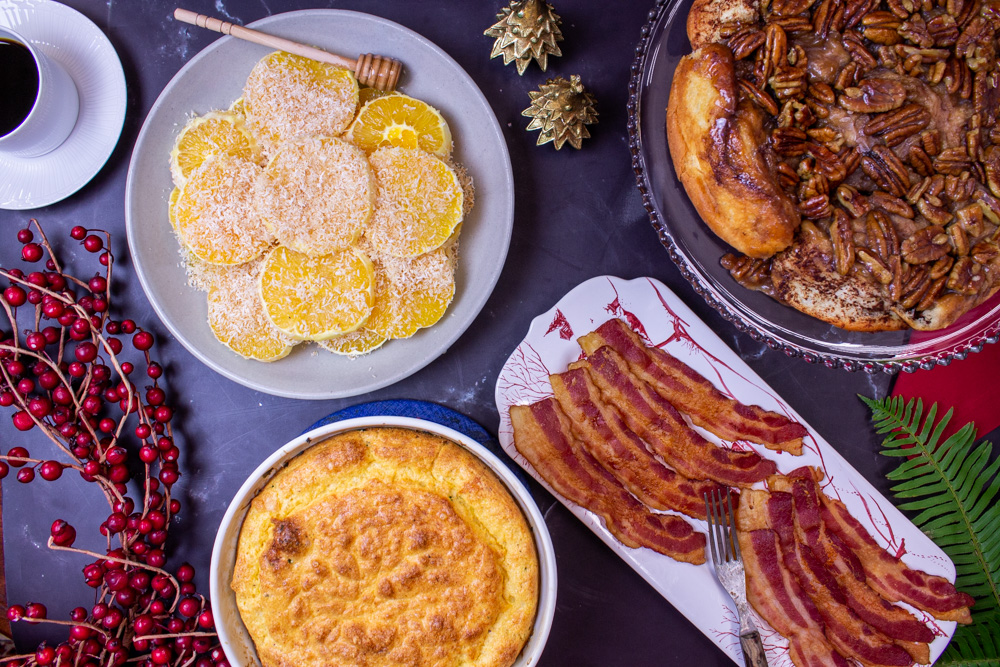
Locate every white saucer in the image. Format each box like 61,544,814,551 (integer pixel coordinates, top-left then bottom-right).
0,0,126,210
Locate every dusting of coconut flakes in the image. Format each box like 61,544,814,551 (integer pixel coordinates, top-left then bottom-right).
449,161,476,217
243,51,359,155
255,136,375,257
174,153,274,266
367,147,464,258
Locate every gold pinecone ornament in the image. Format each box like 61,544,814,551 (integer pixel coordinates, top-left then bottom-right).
484,0,563,75
522,75,598,150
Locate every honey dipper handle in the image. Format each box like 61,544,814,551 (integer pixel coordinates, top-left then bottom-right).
173,8,403,91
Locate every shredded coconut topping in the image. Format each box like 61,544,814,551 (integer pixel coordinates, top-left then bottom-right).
174,153,273,265
244,52,359,154
255,136,375,256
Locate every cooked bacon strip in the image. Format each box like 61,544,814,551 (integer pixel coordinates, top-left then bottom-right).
789,634,853,667
739,527,846,667
578,318,807,454
776,472,935,657
742,491,914,667
775,468,974,625
550,367,723,520
509,399,706,564
575,345,776,487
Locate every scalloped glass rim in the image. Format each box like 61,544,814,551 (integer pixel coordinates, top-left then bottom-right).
626,0,1000,374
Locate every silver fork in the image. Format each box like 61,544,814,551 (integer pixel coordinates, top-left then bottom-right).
705,488,768,667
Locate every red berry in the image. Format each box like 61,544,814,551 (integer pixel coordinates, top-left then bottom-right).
50,519,75,545
6,604,24,621
179,597,200,617
88,275,107,292
83,235,103,252
7,446,29,466
39,460,62,481
35,645,55,665
133,330,154,350
0,461,8,478
70,226,87,240
197,609,214,629
12,410,35,431
16,467,34,483
28,397,51,418
75,341,98,363
21,243,43,262
24,602,46,621
147,362,162,379
4,285,26,306
154,405,173,423
16,228,33,243
25,331,46,350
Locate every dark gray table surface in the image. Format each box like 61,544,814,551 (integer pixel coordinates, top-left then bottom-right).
1,1,993,665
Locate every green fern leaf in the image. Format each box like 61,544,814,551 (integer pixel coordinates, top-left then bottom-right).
861,394,1000,665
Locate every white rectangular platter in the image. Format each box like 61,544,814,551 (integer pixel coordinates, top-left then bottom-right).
494,275,957,666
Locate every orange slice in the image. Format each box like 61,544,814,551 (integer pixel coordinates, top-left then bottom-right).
173,153,273,265
377,247,456,339
169,111,259,187
318,328,388,356
347,94,452,158
208,262,297,362
243,51,359,152
259,246,374,340
167,187,181,235
367,147,464,258
255,136,375,256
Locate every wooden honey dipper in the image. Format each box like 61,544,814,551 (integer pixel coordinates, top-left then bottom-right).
173,8,403,92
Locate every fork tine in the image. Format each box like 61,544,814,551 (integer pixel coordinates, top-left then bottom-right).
727,487,741,561
703,491,716,565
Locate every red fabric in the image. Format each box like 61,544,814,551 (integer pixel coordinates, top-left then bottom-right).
891,340,1000,440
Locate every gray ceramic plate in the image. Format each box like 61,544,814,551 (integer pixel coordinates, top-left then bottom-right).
126,9,513,399
628,0,1000,373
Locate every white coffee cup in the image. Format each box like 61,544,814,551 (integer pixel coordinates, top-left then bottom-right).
0,26,80,158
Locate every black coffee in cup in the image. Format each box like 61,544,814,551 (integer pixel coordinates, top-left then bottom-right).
0,38,40,137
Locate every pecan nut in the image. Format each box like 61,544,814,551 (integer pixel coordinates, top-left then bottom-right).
830,209,856,275
863,103,931,146
861,145,911,196
901,225,951,263
838,78,908,113
932,146,973,175
869,190,915,218
946,256,985,295
866,209,901,261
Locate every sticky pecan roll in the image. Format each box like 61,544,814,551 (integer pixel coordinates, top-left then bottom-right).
667,0,1000,331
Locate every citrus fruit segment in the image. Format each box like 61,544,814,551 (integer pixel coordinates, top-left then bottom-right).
169,111,259,187
317,328,388,356
167,187,181,235
208,262,297,362
347,94,453,159
243,51,359,152
174,154,273,265
259,246,374,340
376,247,456,339
367,147,464,258
255,136,375,256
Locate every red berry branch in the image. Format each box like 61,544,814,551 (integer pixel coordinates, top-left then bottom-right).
0,221,221,667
